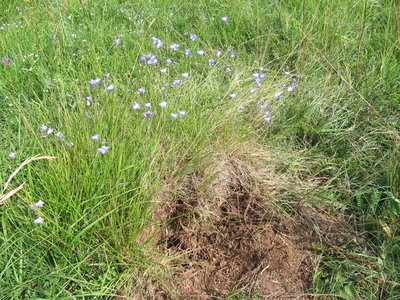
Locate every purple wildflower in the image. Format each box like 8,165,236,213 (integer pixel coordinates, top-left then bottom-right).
8,152,15,159
106,84,114,91
172,79,181,86
229,93,237,99
45,81,52,86
184,48,191,56
264,117,271,123
91,134,100,140
33,217,44,224
139,56,146,62
182,72,189,79
179,110,186,117
40,125,48,132
132,102,141,110
113,38,121,46
159,101,167,108
170,113,178,120
34,200,44,208
275,92,283,98
51,34,56,40
97,145,110,154
209,59,215,65
249,87,256,93
170,43,180,50
142,111,152,118
144,103,151,108
216,50,222,56
221,16,228,24
190,33,198,41
88,77,101,86
160,68,168,74
66,94,74,98
138,87,145,94
65,142,73,147
1,57,13,65
197,49,205,56
238,105,244,111
147,56,158,64
152,37,164,48
225,67,231,73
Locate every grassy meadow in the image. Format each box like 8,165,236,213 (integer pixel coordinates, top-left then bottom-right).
0,0,399,298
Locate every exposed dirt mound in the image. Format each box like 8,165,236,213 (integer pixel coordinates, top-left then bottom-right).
144,149,351,299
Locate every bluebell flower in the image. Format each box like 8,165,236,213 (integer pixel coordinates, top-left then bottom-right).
46,81,52,86
264,110,271,115
1,57,13,65
132,102,141,110
190,33,198,41
238,105,244,111
184,48,191,56
230,93,237,99
225,67,231,73
230,53,236,58
46,128,54,135
142,111,152,118
172,79,181,86
197,49,205,56
40,125,48,132
170,43,180,50
145,103,151,108
182,72,189,79
170,113,178,120
97,145,110,154
221,16,228,24
275,92,283,98
89,77,101,86
139,56,146,62
65,142,73,147
91,134,100,140
51,34,56,40
216,50,222,56
264,117,271,123
66,94,74,98
113,38,121,46
160,68,168,74
249,87,256,93
106,84,114,91
179,110,186,116
55,131,63,138
209,59,215,65
159,101,167,108
33,217,44,224
284,71,291,75
138,87,145,93
164,58,172,64
8,151,15,159
152,37,164,48
147,56,158,64
34,200,44,208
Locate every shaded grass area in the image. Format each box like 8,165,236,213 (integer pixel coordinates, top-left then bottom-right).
0,0,399,298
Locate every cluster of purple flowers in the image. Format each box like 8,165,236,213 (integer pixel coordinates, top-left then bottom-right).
30,200,45,224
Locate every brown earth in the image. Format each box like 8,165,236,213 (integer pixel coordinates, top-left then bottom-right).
137,148,352,299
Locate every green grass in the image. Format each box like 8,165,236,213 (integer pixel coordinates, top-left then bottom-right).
1,0,399,298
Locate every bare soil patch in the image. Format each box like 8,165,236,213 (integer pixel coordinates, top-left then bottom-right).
142,148,351,299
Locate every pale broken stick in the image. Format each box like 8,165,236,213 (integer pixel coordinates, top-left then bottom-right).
0,155,56,205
